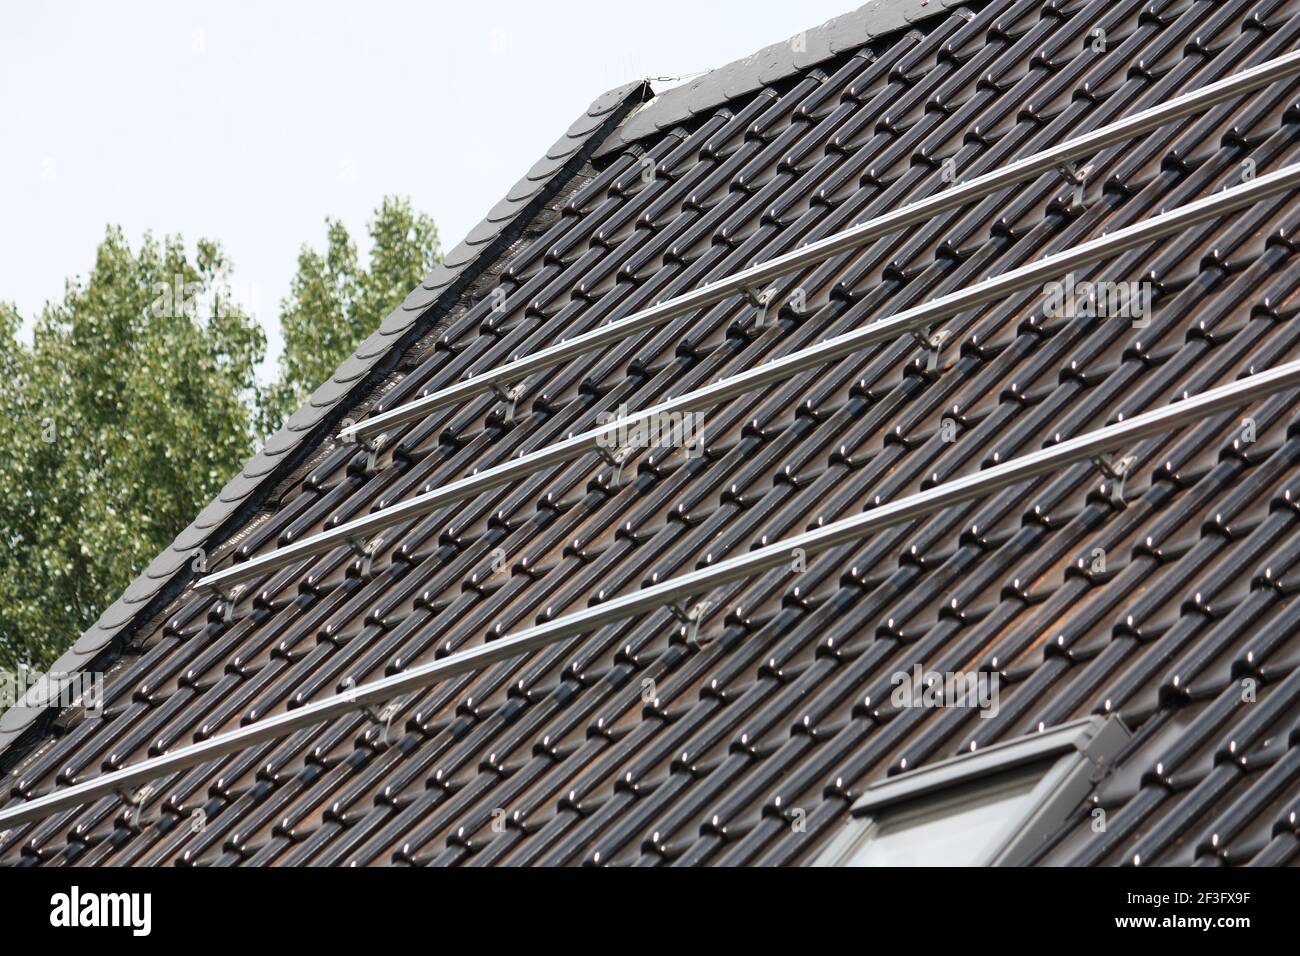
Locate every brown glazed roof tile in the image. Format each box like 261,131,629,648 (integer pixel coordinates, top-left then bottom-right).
5,0,1300,867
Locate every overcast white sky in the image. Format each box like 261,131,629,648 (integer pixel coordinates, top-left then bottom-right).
0,0,852,377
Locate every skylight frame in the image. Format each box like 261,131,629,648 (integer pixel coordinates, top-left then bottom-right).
814,715,1131,867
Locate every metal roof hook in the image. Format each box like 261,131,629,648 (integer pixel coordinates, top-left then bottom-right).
339,417,389,468
911,327,952,373
742,286,779,330
1057,161,1094,208
213,583,243,623
118,783,153,831
1092,453,1137,509
599,445,636,492
670,598,714,647
362,701,400,746
346,536,379,578
491,382,528,425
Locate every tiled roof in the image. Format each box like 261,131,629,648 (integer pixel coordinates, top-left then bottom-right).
0,79,649,756
5,0,1300,866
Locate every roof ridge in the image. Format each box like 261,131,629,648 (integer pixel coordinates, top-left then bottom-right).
595,0,970,157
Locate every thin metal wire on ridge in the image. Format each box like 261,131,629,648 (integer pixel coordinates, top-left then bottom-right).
337,48,1300,445
196,164,1300,592
6,359,1300,831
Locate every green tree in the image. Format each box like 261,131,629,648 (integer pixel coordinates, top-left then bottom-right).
261,196,441,434
0,229,265,671
0,197,439,673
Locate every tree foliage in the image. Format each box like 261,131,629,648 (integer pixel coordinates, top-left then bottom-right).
260,196,440,434
0,197,440,671
0,229,265,670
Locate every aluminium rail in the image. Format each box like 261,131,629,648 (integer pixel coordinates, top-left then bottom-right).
6,359,1300,831
197,165,1300,592
338,48,1300,445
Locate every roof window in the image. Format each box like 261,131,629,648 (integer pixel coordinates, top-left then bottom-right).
815,716,1130,866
